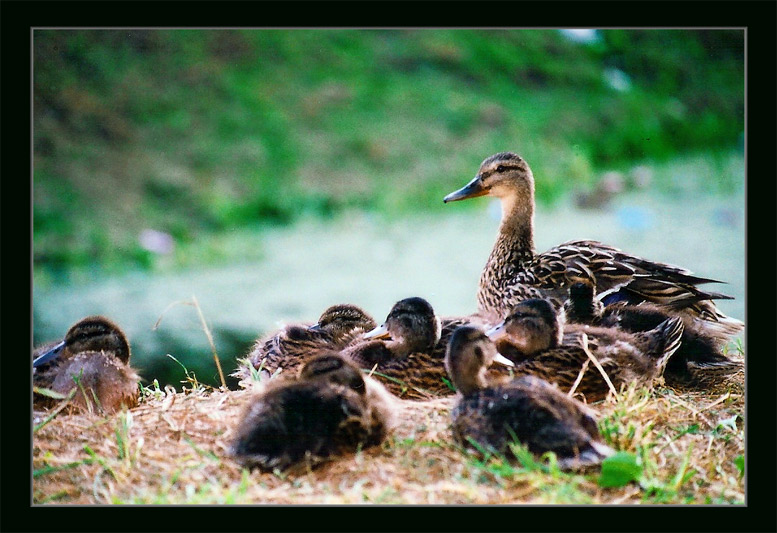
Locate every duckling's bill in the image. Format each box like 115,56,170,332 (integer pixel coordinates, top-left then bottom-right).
492,353,515,367
484,323,507,342
33,340,66,368
443,175,489,203
363,323,391,340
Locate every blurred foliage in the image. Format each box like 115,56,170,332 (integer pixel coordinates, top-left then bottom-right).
33,29,744,277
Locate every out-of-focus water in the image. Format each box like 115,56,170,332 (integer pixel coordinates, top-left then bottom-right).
32,189,745,389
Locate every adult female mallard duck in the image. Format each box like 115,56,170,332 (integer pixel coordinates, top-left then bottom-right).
487,298,684,403
33,316,140,414
443,151,744,344
445,325,615,470
342,297,451,400
228,352,396,472
236,303,376,382
565,280,744,390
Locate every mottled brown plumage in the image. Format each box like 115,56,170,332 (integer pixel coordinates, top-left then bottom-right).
487,299,684,403
342,297,454,400
445,326,614,470
443,151,744,344
565,280,744,390
237,304,376,382
228,353,396,472
33,316,140,414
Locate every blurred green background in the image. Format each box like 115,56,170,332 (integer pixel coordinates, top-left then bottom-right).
32,29,745,390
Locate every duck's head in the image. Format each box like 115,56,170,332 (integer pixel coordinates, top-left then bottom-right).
363,297,441,356
486,298,563,359
308,304,377,340
445,325,514,396
443,152,535,213
33,316,130,368
298,353,366,394
563,279,609,326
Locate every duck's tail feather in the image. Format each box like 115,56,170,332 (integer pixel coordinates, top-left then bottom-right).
643,316,685,372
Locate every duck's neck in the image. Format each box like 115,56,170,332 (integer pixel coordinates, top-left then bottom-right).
478,196,536,319
496,194,535,259
452,364,488,397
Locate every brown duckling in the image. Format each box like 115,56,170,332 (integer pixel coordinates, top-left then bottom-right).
445,325,615,470
565,280,744,390
487,298,684,403
228,352,396,472
443,151,744,345
238,303,376,382
33,316,140,414
342,297,453,400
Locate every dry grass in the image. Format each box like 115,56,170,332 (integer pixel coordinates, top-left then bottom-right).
32,362,745,505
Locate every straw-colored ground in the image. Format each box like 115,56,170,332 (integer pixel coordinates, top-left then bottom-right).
33,358,745,505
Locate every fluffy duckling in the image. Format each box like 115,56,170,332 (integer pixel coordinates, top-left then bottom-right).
33,316,140,414
487,298,684,403
342,297,454,400
565,280,744,390
238,303,376,381
443,151,744,345
228,352,396,472
445,326,615,470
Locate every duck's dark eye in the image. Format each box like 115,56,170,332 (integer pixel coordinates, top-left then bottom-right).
473,346,484,361
496,165,505,172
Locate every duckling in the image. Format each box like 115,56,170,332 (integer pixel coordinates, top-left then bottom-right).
443,151,744,345
445,326,615,470
33,316,140,414
237,303,376,382
341,297,454,400
228,352,396,472
565,280,744,390
487,298,684,403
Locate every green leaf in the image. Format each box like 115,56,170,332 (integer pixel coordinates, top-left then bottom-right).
734,455,744,478
598,451,643,488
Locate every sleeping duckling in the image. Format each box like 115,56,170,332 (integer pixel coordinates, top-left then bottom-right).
565,280,744,390
487,298,684,403
445,326,615,470
443,151,744,345
33,316,140,414
228,352,396,472
341,297,455,400
238,303,376,382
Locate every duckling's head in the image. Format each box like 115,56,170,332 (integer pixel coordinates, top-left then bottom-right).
444,152,534,213
298,353,366,395
363,297,441,356
33,315,130,368
486,298,563,360
564,280,603,323
445,325,513,396
308,304,377,341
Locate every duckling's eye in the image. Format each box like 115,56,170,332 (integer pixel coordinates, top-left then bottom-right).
496,165,505,172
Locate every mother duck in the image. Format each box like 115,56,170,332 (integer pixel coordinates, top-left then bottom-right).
443,151,744,344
